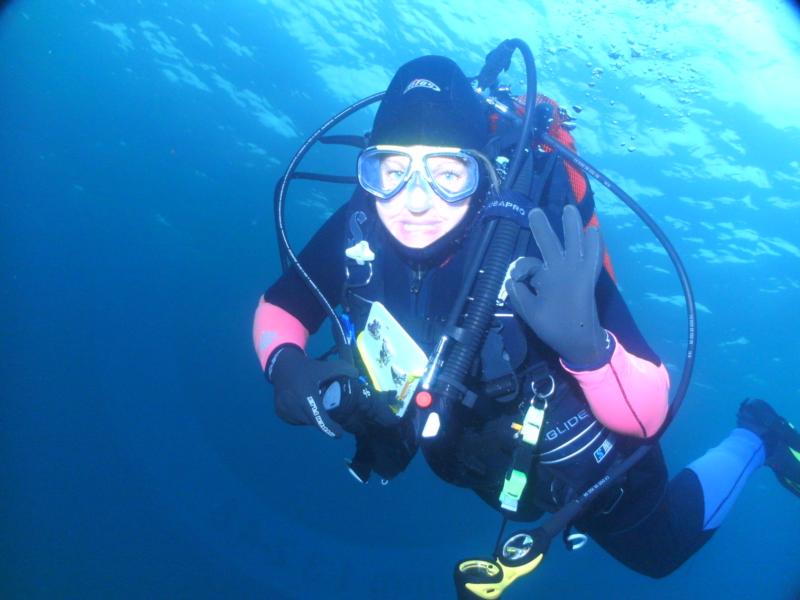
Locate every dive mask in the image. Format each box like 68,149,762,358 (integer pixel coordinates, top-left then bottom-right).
357,144,481,204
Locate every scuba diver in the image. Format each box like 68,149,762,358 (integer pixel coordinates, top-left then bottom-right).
253,51,800,590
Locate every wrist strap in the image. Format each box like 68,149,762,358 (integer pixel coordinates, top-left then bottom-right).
266,344,304,382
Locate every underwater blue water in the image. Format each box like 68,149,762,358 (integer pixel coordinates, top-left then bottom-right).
2,1,800,598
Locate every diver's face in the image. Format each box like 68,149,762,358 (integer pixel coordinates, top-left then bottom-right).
373,146,472,249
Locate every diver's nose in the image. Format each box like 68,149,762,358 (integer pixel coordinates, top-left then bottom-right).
403,172,435,214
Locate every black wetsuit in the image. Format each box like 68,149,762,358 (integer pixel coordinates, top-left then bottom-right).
265,182,714,578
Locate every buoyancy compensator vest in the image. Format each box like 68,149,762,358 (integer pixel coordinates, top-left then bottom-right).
338,128,623,516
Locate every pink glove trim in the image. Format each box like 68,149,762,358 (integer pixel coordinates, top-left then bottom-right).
253,298,309,371
561,333,670,438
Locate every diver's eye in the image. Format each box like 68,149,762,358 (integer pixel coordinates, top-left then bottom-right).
379,156,411,188
438,170,462,182
428,157,469,193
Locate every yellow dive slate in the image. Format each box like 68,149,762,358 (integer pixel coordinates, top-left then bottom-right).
356,301,427,418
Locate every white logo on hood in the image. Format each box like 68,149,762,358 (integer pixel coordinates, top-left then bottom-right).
403,78,441,94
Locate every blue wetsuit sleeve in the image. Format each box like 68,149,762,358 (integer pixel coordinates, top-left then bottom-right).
596,269,662,365
263,204,349,334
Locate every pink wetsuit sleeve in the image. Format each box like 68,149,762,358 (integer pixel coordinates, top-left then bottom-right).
252,298,309,372
561,332,670,438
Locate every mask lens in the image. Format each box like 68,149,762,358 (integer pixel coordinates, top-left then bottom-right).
358,149,412,199
425,153,478,201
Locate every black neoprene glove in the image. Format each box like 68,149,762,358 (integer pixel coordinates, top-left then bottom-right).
506,205,611,366
268,345,401,438
325,379,403,436
268,345,359,438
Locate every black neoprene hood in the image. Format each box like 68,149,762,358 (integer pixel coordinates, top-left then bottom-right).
369,55,489,150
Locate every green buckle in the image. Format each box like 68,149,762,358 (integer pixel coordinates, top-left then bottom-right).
499,469,528,512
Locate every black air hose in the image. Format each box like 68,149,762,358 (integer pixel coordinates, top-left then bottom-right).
423,38,537,423
436,218,520,404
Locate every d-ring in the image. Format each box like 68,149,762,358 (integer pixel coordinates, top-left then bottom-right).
531,375,555,400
